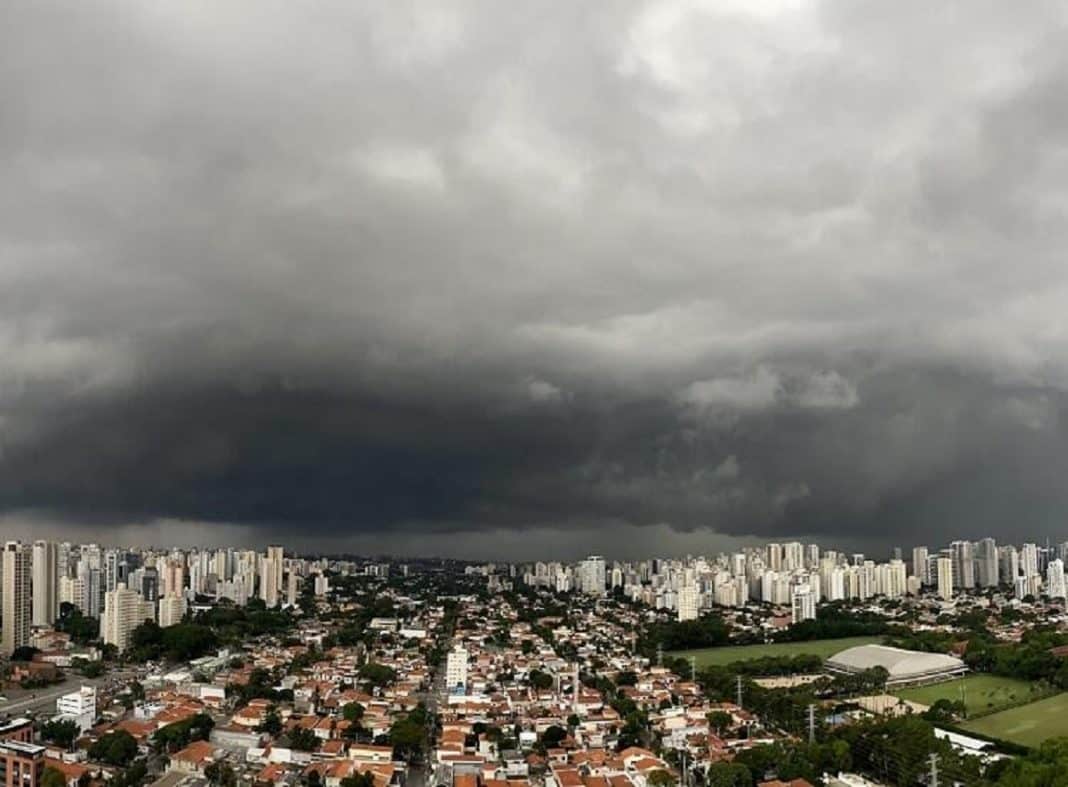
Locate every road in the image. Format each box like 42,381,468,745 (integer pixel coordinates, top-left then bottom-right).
0,680,95,717
0,667,139,719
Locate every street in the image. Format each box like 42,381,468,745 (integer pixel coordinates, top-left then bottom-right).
0,668,137,719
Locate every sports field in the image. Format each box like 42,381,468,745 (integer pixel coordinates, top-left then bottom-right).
961,692,1068,748
672,636,880,667
892,674,1038,715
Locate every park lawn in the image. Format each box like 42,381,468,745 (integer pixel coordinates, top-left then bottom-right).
672,636,881,667
961,692,1068,748
892,674,1038,715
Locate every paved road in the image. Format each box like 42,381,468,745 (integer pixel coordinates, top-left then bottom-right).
0,667,139,719
0,681,95,717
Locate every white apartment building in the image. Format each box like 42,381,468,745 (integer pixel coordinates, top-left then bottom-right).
791,583,816,623
158,593,187,627
578,556,606,596
59,576,87,612
2,542,31,656
911,547,930,586
445,644,469,693
936,557,954,601
56,685,97,733
677,582,699,622
32,540,59,627
256,551,277,606
286,571,299,607
1047,559,1066,600
102,586,154,652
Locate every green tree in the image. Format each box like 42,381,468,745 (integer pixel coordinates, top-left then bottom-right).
154,713,215,753
528,670,553,690
259,707,283,736
707,711,733,735
647,770,676,787
706,763,752,787
290,727,319,751
389,706,429,761
80,660,105,678
343,702,365,722
340,774,376,787
358,663,397,688
89,730,139,767
41,768,66,787
11,645,40,662
542,725,567,748
41,719,81,749
205,762,237,787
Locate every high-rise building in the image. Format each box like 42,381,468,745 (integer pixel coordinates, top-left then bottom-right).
158,593,187,627
1021,543,1039,581
912,546,930,586
2,542,31,656
936,557,954,601
286,571,299,608
445,643,469,693
578,556,606,596
164,561,185,598
766,543,782,571
805,544,820,569
976,538,998,588
85,568,102,618
677,577,699,622
102,586,154,652
141,567,160,603
884,559,908,598
1048,559,1067,600
783,542,804,571
950,541,975,589
260,551,281,608
103,550,120,594
59,575,87,612
267,545,284,595
998,545,1019,585
31,540,58,627
791,583,816,623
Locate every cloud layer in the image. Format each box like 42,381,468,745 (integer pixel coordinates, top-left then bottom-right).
4,0,1068,555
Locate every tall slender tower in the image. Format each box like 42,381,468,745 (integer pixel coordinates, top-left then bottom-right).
267,545,284,594
32,540,59,626
2,542,31,656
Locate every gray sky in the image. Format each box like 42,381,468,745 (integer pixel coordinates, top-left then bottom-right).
3,1,1068,558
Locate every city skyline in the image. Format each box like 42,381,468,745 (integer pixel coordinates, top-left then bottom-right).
3,533,1065,657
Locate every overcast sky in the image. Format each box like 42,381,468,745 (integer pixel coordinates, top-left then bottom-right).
4,1,1068,558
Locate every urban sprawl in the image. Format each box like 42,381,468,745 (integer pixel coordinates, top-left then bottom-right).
2,538,1068,787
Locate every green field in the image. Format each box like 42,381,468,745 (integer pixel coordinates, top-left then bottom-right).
892,674,1038,715
672,636,881,667
961,692,1068,748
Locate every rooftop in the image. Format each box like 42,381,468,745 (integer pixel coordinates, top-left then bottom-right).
825,645,965,681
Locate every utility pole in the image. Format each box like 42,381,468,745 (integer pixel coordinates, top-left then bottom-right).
928,753,939,787
807,703,816,744
690,656,696,683
736,675,743,709
960,675,968,719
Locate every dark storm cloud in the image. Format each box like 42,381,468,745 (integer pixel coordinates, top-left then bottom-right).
4,0,1068,554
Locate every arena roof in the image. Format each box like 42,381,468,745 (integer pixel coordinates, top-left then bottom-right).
825,644,966,686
